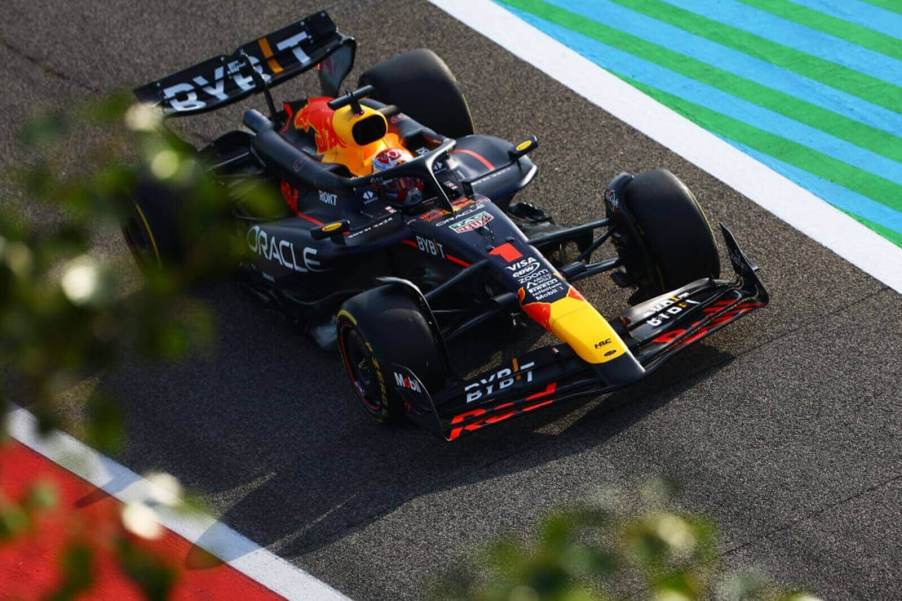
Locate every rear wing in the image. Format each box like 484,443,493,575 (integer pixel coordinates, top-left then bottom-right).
133,11,355,117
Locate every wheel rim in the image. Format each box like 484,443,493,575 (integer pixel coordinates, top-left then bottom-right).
123,204,162,269
339,326,384,415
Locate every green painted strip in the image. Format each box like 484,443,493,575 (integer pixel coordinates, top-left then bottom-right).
609,0,902,114
500,0,902,164
859,0,902,16
622,75,902,213
740,0,902,62
854,214,902,246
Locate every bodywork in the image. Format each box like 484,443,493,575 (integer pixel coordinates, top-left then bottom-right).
134,11,768,440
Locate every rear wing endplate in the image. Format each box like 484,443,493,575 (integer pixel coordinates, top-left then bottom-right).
134,11,354,117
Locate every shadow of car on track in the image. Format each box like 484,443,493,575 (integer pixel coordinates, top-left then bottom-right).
100,282,734,566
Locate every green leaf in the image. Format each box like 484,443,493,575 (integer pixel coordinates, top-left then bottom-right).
18,112,68,147
24,481,58,512
84,393,123,455
44,543,95,601
116,537,177,601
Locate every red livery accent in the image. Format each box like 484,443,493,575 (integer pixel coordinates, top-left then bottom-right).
451,148,495,170
526,382,557,401
566,286,586,301
520,297,552,329
483,402,516,425
279,181,326,226
447,408,487,441
280,180,300,213
296,211,325,227
294,97,345,153
445,382,559,441
400,239,471,267
489,242,523,263
652,300,764,346
280,102,295,133
446,254,471,268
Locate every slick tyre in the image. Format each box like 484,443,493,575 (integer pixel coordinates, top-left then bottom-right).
121,177,185,272
337,286,446,423
359,48,475,139
618,169,720,302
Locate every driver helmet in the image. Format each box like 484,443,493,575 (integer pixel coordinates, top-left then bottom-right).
371,147,423,203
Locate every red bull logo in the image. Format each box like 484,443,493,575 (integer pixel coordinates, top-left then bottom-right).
294,97,345,153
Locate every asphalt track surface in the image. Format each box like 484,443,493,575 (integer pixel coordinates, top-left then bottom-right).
1,1,899,599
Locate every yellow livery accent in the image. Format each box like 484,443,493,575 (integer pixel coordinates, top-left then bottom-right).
257,37,284,74
326,105,401,176
322,221,344,233
337,309,358,326
545,296,627,364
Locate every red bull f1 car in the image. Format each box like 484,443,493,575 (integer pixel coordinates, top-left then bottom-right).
124,11,768,441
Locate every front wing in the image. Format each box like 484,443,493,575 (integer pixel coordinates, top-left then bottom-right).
393,226,768,441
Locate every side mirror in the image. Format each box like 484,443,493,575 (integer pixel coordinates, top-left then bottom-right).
510,135,539,158
311,219,350,241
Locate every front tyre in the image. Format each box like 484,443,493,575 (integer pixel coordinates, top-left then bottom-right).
336,286,446,423
608,169,720,303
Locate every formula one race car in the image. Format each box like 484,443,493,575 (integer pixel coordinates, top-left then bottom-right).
124,11,768,441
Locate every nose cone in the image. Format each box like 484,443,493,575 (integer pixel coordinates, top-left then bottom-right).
522,286,646,384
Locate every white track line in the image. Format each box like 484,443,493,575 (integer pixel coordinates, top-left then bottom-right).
430,0,902,294
6,407,351,601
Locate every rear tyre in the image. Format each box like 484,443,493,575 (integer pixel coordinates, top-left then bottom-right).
359,48,475,139
336,286,446,423
610,169,720,302
121,178,184,272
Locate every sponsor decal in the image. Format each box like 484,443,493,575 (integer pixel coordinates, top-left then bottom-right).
522,269,555,286
415,235,445,258
641,293,701,327
513,264,566,301
361,189,378,203
594,338,612,349
505,257,562,300
419,208,448,223
528,278,566,301
318,190,337,206
346,216,394,239
162,33,311,113
594,337,618,357
507,257,541,279
464,359,535,404
436,203,481,226
450,210,494,234
394,372,422,393
246,225,321,272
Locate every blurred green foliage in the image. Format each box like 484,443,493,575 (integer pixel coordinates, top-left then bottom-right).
434,481,819,601
0,91,279,452
0,91,272,600
1,94,818,601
